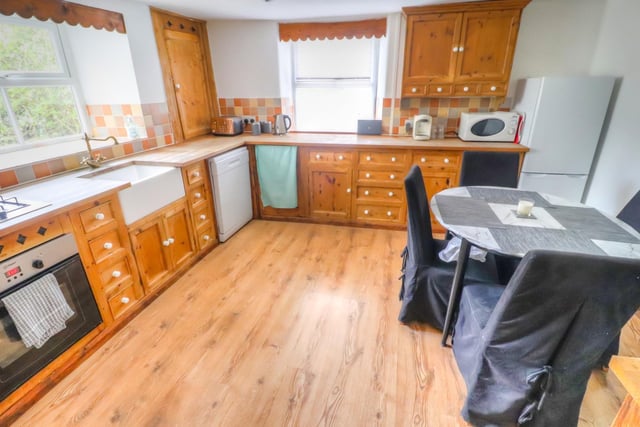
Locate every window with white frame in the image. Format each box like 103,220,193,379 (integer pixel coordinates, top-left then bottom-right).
292,37,379,133
0,17,84,150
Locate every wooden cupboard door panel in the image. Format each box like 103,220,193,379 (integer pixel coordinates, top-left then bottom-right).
309,170,352,219
165,207,195,270
165,30,212,139
130,220,170,290
422,173,456,234
403,13,461,83
455,9,521,82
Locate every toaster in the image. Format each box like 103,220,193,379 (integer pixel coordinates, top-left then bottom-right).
212,116,243,136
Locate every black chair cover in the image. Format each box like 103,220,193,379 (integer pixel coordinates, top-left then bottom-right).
617,190,640,232
453,250,640,427
459,151,520,188
398,165,498,329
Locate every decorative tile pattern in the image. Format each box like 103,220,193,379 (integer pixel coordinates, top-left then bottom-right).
0,102,174,190
218,98,285,131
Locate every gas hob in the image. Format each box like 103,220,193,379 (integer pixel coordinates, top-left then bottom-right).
0,195,51,223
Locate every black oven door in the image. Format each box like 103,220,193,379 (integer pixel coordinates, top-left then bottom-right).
0,255,102,401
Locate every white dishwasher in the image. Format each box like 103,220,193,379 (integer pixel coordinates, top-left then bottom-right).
208,147,253,242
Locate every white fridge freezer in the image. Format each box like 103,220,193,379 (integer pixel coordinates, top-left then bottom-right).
518,173,588,203
513,76,614,202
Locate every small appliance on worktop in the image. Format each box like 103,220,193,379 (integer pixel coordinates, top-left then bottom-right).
212,116,243,136
457,111,521,142
412,114,433,140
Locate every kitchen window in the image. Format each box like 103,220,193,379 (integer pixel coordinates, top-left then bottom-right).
291,37,380,133
0,17,85,151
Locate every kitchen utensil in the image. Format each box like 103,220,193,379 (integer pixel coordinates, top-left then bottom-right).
260,121,271,134
273,114,292,135
252,122,261,135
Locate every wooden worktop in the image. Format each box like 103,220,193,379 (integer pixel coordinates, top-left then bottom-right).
0,133,527,235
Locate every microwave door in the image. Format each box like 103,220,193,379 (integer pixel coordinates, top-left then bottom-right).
471,119,506,138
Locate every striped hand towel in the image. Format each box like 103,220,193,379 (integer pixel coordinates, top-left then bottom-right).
1,273,75,349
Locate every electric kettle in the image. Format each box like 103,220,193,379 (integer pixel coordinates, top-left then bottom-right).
273,114,292,135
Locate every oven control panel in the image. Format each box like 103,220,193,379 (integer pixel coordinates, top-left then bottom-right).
0,234,77,294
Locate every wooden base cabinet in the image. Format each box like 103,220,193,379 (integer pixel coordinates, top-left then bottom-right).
129,199,195,292
182,160,217,252
305,149,355,221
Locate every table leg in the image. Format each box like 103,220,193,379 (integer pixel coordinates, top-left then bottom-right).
441,237,471,347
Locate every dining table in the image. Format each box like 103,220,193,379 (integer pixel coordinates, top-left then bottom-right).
431,186,640,346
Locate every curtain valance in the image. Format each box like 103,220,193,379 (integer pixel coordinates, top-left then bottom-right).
279,18,386,42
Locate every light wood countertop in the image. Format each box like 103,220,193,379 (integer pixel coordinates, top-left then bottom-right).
0,133,527,235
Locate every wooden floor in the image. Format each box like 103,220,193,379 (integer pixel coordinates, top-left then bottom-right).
12,221,640,426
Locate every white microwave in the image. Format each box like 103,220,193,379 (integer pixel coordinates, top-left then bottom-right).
458,111,522,142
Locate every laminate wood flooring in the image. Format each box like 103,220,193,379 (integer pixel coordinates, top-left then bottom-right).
12,221,640,426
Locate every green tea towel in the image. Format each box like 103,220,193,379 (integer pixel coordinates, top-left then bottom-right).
255,145,298,208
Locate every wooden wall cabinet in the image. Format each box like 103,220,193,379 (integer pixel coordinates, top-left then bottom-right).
402,0,530,97
128,199,195,292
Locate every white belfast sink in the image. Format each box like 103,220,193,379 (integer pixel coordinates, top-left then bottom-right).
80,164,185,225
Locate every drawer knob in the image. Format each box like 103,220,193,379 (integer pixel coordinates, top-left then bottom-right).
346,188,351,193
163,240,171,247
112,270,121,278
463,86,469,92
452,46,459,53
121,297,130,304
420,157,426,163
459,46,465,52
192,171,200,178
194,192,202,199
364,209,370,215
366,156,372,161
387,211,392,217
168,237,175,244
103,242,113,250
203,235,210,241
437,87,443,93
365,173,371,178
315,154,321,160
491,86,497,92
444,158,450,164
364,190,370,196
95,213,105,221
199,214,206,220
391,157,396,162
338,155,344,160
411,87,417,93
390,174,396,180
388,191,394,197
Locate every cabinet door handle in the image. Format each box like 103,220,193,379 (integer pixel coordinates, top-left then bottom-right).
121,297,130,304
103,242,113,250
194,192,202,199
364,190,370,196
192,171,200,178
95,213,105,220
203,234,210,241
346,188,351,193
364,209,370,215
175,83,181,89
420,157,426,163
163,240,171,247
459,46,464,52
168,237,175,244
199,214,206,220
388,191,394,197
112,270,121,278
452,46,459,52
390,174,396,180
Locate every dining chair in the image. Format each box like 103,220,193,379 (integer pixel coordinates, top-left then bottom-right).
459,151,520,188
617,189,640,232
452,250,640,427
398,165,499,329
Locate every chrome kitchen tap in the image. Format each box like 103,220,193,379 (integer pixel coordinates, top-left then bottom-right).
82,132,119,168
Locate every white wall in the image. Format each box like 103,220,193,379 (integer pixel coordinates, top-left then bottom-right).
63,24,140,104
207,20,281,98
584,0,640,214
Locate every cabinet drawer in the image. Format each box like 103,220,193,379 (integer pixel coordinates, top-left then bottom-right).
402,84,426,97
479,82,507,96
356,205,403,223
192,204,212,230
309,151,352,164
454,83,479,96
412,152,460,171
79,201,116,234
358,170,403,186
357,187,403,203
196,225,215,249
427,84,453,96
359,151,408,168
107,281,139,319
188,184,209,209
0,217,64,261
184,162,206,186
98,256,133,289
88,229,123,262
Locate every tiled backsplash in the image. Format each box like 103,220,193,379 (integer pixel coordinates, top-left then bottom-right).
0,102,174,190
381,97,504,135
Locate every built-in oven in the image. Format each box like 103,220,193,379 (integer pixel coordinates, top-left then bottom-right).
0,234,102,401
